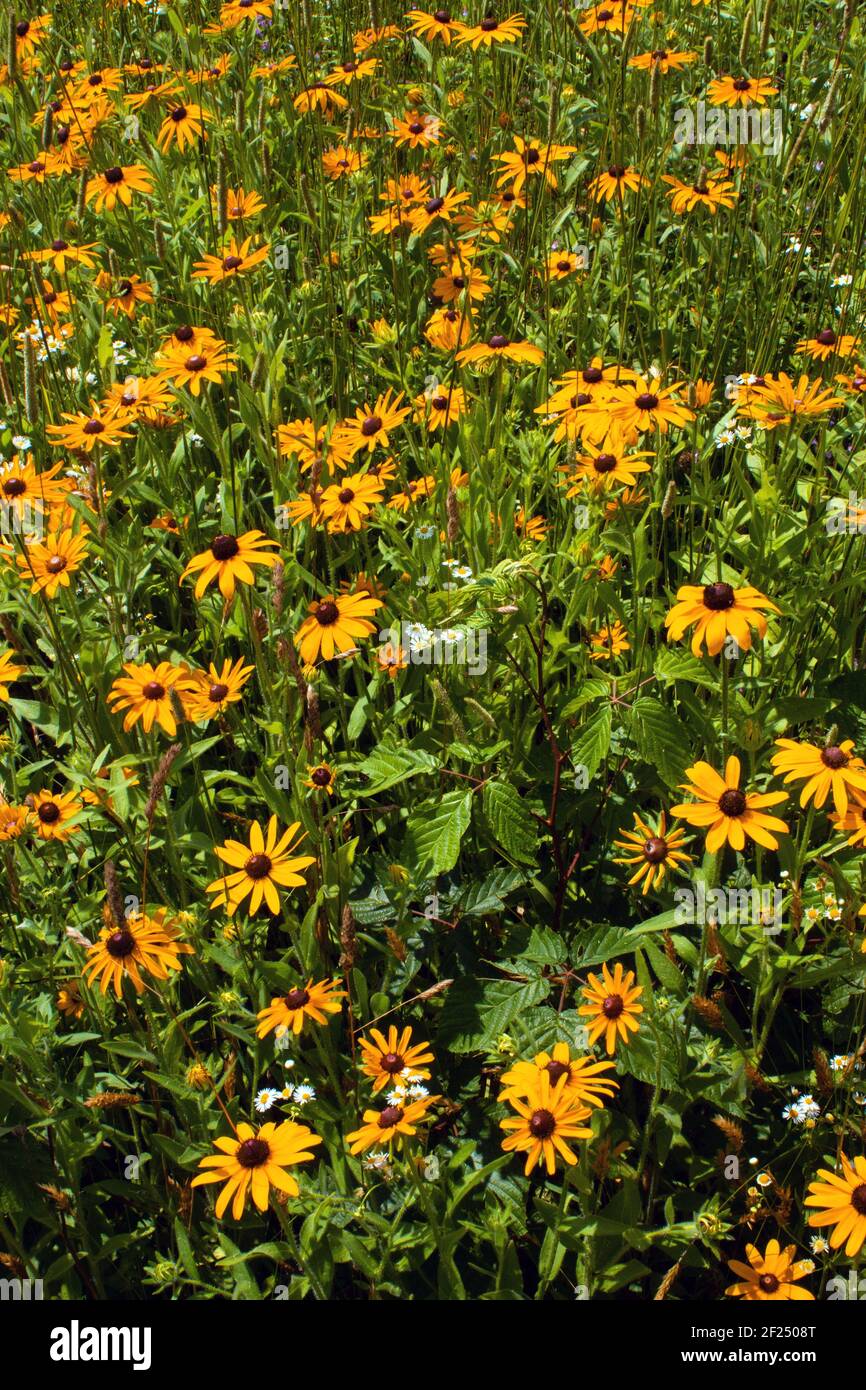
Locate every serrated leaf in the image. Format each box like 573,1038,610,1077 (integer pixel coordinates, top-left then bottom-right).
404,790,472,875
481,781,538,865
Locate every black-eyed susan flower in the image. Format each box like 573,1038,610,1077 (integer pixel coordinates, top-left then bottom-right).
392,110,441,148
85,164,153,212
425,306,473,351
770,738,866,817
256,978,345,1037
588,619,630,660
413,384,467,429
294,590,383,665
457,333,543,367
561,430,653,494
500,1072,593,1175
456,12,527,47
545,249,587,280
629,48,697,72
14,525,89,599
408,188,471,234
432,258,491,303
108,661,190,736
499,1044,618,1109
46,405,133,453
57,980,84,1020
613,810,693,893
321,145,368,179
405,10,462,44
671,756,788,853
293,82,349,115
157,103,211,152
796,328,860,362
321,471,386,533
588,164,647,203
346,1093,438,1154
607,375,695,433
157,338,237,395
829,791,866,847
191,235,270,284
707,74,778,106
178,657,254,722
725,1241,815,1301
578,961,644,1054
340,390,411,457
0,648,25,700
664,580,779,658
304,762,337,794
736,372,845,428
218,185,266,219
106,274,154,318
27,789,84,842
277,418,354,472
805,1155,866,1256
180,530,279,601
0,801,27,841
24,238,99,275
494,137,576,194
207,816,315,917
82,909,193,997
358,1025,434,1093
662,175,738,214
190,1120,321,1219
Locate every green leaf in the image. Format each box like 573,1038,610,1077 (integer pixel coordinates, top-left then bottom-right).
481,781,538,865
404,790,472,875
570,705,611,780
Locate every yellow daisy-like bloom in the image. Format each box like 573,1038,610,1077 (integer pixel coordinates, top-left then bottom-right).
45,406,133,453
405,9,462,44
736,372,845,429
725,1241,815,1301
671,755,788,853
578,961,644,1055
588,164,647,203
156,339,237,396
13,13,52,58
664,580,779,658
321,145,368,179
178,656,255,722
190,1120,321,1220
293,82,349,115
829,791,866,847
607,375,695,434
408,188,471,235
192,235,270,284
500,1072,593,1175
413,384,467,430
805,1155,866,1257
346,1093,439,1154
796,329,860,362
588,619,630,660
561,430,653,494
14,526,89,599
0,648,26,700
498,1043,618,1109
0,801,28,841
294,590,383,665
493,137,576,194
431,258,491,304
156,102,211,153
324,56,378,85
321,471,386,533
425,305,473,351
106,273,154,318
340,390,412,456
770,738,866,818
82,909,193,998
545,249,588,280
662,175,738,215
629,48,697,72
23,239,99,275
358,1025,434,1094
457,333,543,367
85,164,153,212
180,530,279,601
613,809,693,894
56,981,84,1020
108,661,190,736
27,789,84,842
707,74,778,107
455,12,527,47
277,418,355,473
207,816,316,917
256,977,345,1038
304,762,337,794
392,110,441,148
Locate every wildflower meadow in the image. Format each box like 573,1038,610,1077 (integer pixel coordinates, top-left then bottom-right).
1,0,866,1328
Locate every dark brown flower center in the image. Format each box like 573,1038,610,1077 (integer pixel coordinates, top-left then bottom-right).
236,1137,270,1168
635,392,659,410
361,415,382,437
651,49,668,60
37,801,61,823
311,766,331,786
488,334,510,349
821,745,849,769
733,78,752,91
83,419,104,435
104,166,124,184
718,788,747,817
851,1183,866,1215
142,681,165,700
545,1060,570,1083
45,554,67,574
3,478,26,497
758,1273,779,1293
529,1107,556,1138
175,324,194,341
380,1051,406,1074
28,161,45,173
185,354,207,371
284,987,310,1009
211,533,239,561
607,164,626,178
480,17,498,31
434,10,451,22
51,239,69,251
105,927,135,958
378,1104,404,1128
337,488,355,504
117,280,133,296
222,255,242,270
16,20,29,36
208,683,229,702
594,453,617,473
425,196,445,214
315,600,339,625
170,106,188,121
643,837,669,863
526,148,540,165
409,121,425,135
602,994,624,1019
703,581,735,611
244,852,272,880
816,329,836,346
